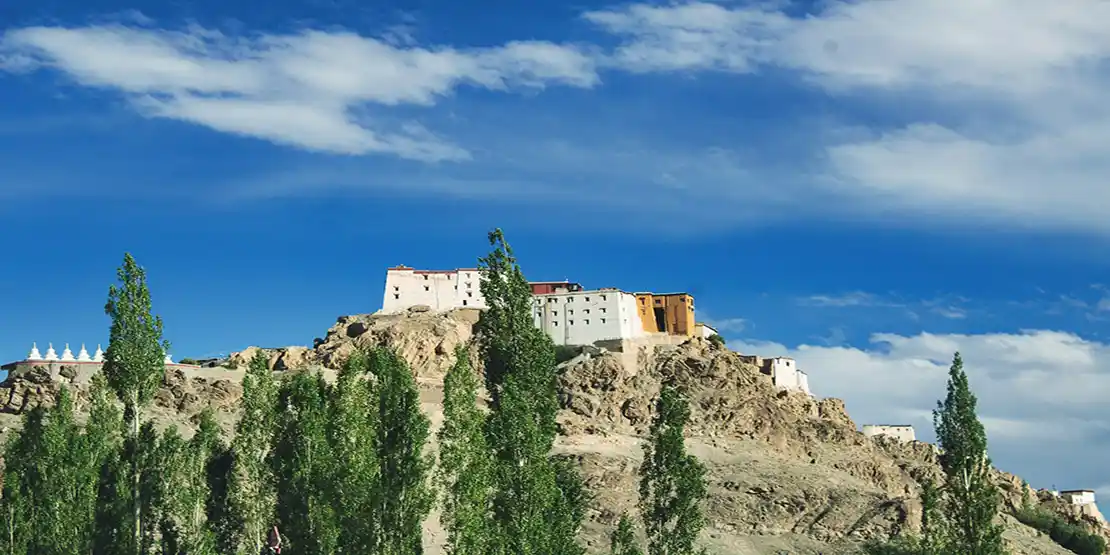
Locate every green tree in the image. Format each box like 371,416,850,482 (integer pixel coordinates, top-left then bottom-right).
229,351,280,554
327,350,381,554
103,253,170,554
918,478,944,555
371,347,434,555
0,387,90,555
639,386,709,555
80,374,126,553
477,229,586,554
271,371,339,555
438,346,493,555
932,352,1006,555
609,514,643,555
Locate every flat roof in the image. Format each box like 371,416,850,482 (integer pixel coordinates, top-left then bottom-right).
1061,489,1095,494
865,424,914,428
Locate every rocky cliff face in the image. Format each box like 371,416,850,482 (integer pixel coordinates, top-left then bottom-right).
0,309,1097,554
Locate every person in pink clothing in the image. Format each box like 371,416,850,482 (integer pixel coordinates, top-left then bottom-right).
263,526,282,554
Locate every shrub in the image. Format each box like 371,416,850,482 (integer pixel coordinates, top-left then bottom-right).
707,334,726,347
1015,507,1106,555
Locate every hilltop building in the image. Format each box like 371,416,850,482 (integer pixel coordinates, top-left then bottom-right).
381,265,486,313
862,424,916,443
738,354,813,396
634,292,696,337
1061,490,1097,506
533,287,646,346
694,322,718,339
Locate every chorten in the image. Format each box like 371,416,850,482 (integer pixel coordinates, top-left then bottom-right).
60,344,75,362
164,354,173,364
93,345,104,362
77,344,91,362
27,342,43,361
43,343,58,361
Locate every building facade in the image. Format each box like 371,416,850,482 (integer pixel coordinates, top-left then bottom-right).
862,424,916,443
381,266,485,314
1061,490,1097,506
530,281,583,295
694,322,718,339
757,356,812,396
634,293,696,336
533,288,646,346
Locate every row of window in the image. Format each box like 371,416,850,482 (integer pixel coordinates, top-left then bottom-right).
541,318,606,326
537,294,607,304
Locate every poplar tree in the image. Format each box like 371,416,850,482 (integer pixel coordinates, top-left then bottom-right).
609,515,643,555
477,228,586,554
437,346,493,555
327,350,381,554
229,351,280,554
932,352,1006,555
80,374,125,552
103,253,170,554
271,372,340,555
639,386,709,555
371,347,434,555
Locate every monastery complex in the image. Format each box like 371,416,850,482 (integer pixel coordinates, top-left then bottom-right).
381,265,812,396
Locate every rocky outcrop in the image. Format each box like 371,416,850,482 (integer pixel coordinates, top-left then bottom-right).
225,307,481,380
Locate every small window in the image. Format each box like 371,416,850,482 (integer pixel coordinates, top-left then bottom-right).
394,294,400,300
584,319,590,325
601,295,607,301
601,318,606,324
600,307,606,313
640,298,645,304
393,286,399,291
585,296,590,302
568,320,574,325
463,300,468,306
424,275,429,280
584,309,590,314
568,309,574,315
454,285,458,290
553,311,558,317
466,282,472,288
424,286,430,291
467,292,473,297
552,321,558,326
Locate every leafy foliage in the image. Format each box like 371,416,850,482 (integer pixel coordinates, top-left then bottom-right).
706,334,726,347
609,514,644,555
1015,507,1106,555
438,346,494,555
228,350,280,554
639,386,709,555
477,228,586,554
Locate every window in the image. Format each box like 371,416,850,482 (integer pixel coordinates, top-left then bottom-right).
568,309,574,315
552,321,558,326
569,320,574,325
466,282,472,288
467,292,473,297
640,298,646,304
584,296,590,302
601,318,606,324
553,311,558,317
584,319,590,325
601,295,607,301
394,294,400,300
584,309,590,314
463,300,468,306
454,285,458,290
424,275,429,280
393,286,399,291
424,286,430,291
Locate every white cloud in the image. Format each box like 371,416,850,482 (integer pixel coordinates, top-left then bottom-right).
0,24,598,161
730,329,1110,489
584,0,1110,234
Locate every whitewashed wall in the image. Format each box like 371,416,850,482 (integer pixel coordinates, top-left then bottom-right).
533,290,646,346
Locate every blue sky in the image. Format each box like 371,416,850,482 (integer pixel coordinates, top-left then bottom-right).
4,0,1110,496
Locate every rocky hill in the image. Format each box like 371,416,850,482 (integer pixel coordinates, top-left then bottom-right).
0,307,1102,554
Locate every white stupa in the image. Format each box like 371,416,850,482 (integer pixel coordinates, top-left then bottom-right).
60,344,75,362
164,354,173,364
27,342,43,361
43,343,58,362
93,345,104,362
77,344,91,362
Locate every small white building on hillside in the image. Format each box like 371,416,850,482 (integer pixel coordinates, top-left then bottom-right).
862,424,916,443
534,288,646,346
760,357,812,396
1061,490,1097,506
381,266,485,314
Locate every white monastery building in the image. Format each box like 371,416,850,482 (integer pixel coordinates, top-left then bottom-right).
381,266,485,314
862,424,917,443
761,357,811,396
1061,490,1097,506
533,288,646,346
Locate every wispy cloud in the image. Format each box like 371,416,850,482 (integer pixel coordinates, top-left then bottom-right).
0,24,598,161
